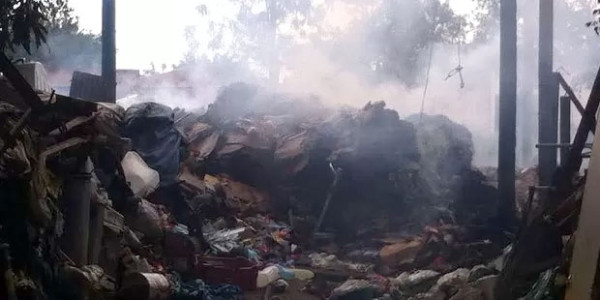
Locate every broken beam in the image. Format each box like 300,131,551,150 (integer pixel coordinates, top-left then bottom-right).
0,53,43,110
564,65,600,176
557,72,585,116
565,118,600,300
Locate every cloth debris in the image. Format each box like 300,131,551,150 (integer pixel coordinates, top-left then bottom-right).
172,278,243,300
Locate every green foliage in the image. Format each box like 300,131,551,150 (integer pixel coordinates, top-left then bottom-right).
555,0,600,88
364,0,466,85
0,0,50,54
10,0,101,72
586,0,600,34
191,0,469,86
470,0,499,43
45,0,78,32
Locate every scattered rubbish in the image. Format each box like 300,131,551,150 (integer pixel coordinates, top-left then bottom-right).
380,239,424,266
473,275,498,300
123,102,183,186
0,65,536,300
429,268,470,295
329,279,376,300
191,256,259,290
127,199,166,240
272,279,289,294
171,276,243,300
468,264,495,282
257,265,281,288
118,273,171,300
393,270,441,290
121,151,160,197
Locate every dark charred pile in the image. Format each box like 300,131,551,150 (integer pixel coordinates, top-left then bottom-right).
178,84,431,238
0,77,507,300
407,114,500,237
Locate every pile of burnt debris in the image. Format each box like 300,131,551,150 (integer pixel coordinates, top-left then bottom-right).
0,71,572,300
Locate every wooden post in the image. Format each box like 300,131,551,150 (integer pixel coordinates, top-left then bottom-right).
498,0,517,226
538,0,557,188
560,95,571,165
565,119,600,300
102,0,116,102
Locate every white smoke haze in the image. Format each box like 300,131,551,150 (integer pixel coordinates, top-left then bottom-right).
150,0,501,166
106,0,600,168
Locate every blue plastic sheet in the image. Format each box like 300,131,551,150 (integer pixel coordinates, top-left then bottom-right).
123,102,183,186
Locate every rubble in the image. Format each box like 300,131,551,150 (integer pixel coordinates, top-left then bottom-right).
329,279,376,300
121,151,160,198
429,268,470,295
380,239,424,267
473,275,497,300
392,270,440,290
467,264,495,282
0,72,511,300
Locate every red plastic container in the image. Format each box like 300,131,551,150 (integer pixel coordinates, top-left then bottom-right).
191,256,259,290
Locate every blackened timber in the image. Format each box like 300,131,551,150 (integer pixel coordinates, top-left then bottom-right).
0,53,43,110
539,0,557,190
560,96,571,165
102,0,116,102
557,73,585,116
565,118,600,300
497,0,517,227
565,65,600,176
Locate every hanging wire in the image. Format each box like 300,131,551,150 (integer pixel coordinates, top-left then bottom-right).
419,43,434,122
445,41,465,88
445,19,465,89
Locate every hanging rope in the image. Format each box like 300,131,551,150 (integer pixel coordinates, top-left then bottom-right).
419,43,434,121
445,41,465,88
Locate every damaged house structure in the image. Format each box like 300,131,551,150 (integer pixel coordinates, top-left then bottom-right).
0,56,508,300
2,0,600,300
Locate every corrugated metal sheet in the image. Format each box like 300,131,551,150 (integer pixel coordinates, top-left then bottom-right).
70,71,110,102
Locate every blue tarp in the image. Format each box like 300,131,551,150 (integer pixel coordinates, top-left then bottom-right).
123,102,183,186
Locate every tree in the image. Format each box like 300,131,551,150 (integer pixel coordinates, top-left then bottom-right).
10,0,101,73
362,0,466,86
45,0,78,32
0,0,49,54
194,0,312,84
187,0,483,88
586,0,600,34
471,0,500,44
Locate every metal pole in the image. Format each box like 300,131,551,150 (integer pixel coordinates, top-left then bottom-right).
498,0,517,226
88,203,105,265
538,0,556,187
313,163,341,235
102,0,116,102
60,157,93,265
560,96,571,165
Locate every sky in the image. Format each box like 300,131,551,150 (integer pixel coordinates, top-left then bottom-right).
68,0,477,70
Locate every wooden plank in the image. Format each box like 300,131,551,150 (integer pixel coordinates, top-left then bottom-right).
560,96,571,164
565,65,600,177
557,72,585,116
565,119,600,300
0,53,43,110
